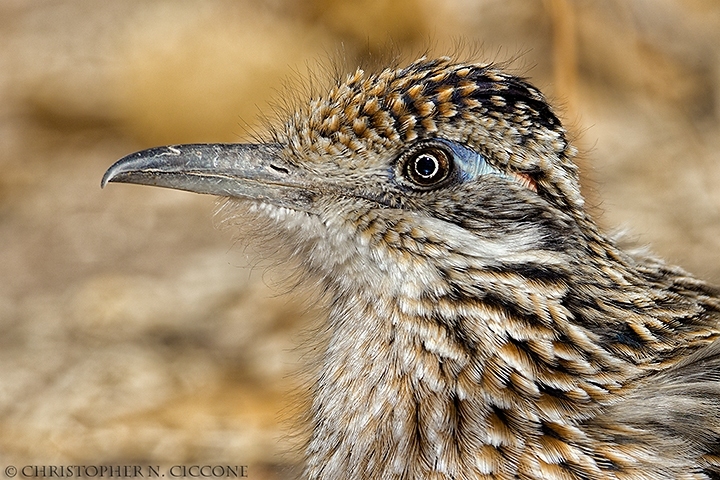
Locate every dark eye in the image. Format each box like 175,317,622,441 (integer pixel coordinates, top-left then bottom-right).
404,146,451,187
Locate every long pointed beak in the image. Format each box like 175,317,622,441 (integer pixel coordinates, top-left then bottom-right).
102,143,315,211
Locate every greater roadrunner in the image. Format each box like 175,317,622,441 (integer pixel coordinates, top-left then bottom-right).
103,57,720,479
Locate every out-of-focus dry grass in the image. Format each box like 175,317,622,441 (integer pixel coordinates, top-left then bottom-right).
0,1,718,478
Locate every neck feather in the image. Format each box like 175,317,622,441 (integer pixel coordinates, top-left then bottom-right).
303,275,627,478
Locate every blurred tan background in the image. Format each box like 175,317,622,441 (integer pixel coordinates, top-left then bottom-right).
1,1,719,478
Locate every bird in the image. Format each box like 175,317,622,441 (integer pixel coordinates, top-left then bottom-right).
102,56,720,479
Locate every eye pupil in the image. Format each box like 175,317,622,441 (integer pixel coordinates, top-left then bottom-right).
402,146,451,188
414,154,439,178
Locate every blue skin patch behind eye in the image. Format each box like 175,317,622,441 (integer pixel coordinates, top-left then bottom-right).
434,139,499,182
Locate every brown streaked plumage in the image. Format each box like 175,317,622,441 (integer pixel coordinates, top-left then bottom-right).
102,56,720,479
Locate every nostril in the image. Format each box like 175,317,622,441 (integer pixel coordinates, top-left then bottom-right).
269,164,290,175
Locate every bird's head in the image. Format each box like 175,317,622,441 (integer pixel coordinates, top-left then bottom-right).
103,57,590,293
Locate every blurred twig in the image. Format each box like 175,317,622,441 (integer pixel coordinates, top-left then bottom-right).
545,0,579,119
